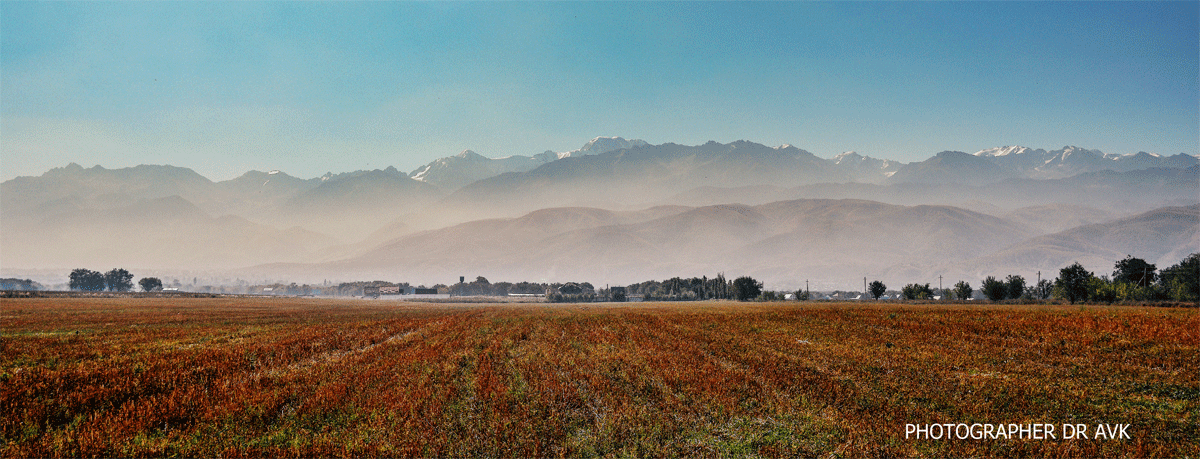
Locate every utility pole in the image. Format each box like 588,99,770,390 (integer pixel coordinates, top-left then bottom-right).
806,279,809,298
1037,271,1041,300
864,277,867,297
939,275,943,294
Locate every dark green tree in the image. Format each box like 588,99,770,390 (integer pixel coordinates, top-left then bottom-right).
69,269,105,291
732,276,763,301
981,276,1007,301
104,269,134,292
1054,262,1094,304
901,283,933,300
953,281,973,301
1113,255,1157,288
139,277,163,292
1006,275,1026,300
868,280,887,300
1159,253,1199,302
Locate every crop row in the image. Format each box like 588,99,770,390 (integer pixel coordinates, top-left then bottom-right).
2,298,1197,457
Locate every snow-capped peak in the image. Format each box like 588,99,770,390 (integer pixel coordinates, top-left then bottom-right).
974,146,1031,157
832,151,864,164
1055,145,1110,161
410,164,432,181
558,136,648,159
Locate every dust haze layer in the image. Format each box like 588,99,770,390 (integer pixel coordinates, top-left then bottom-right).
2,139,1197,290
244,200,1197,291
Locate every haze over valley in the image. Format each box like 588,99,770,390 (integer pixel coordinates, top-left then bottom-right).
4,137,1196,291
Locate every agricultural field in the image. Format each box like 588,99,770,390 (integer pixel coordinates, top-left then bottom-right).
2,298,1197,458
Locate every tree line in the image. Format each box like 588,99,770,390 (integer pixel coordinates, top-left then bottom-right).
865,253,1198,304
622,274,768,301
1050,254,1198,304
615,254,1196,304
68,268,162,292
55,253,1195,304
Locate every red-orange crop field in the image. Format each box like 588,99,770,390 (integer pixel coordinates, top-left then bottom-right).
2,297,1197,458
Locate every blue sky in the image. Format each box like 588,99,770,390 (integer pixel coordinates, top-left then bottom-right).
2,1,1197,181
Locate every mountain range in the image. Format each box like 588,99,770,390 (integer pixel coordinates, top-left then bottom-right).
2,137,1196,289
407,136,650,192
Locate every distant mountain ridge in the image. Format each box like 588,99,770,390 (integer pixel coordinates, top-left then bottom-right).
406,136,649,192
429,140,842,224
5,140,1194,228
406,139,1198,194
3,137,1197,283
831,151,902,183
7,138,1194,195
408,150,554,192
888,151,1015,185
973,145,1199,179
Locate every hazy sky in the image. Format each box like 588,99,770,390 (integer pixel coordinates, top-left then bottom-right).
3,1,1197,181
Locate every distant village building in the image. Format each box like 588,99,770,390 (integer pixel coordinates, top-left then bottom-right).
364,285,444,299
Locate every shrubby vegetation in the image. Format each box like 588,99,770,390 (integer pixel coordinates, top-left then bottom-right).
0,278,43,290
